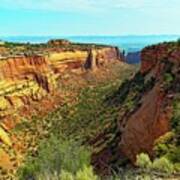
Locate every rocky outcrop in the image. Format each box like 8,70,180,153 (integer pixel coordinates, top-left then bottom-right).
0,46,122,118
92,41,180,174
120,42,180,162
119,84,171,162
141,43,180,74
84,48,120,70
49,47,121,73
0,55,56,117
47,39,71,46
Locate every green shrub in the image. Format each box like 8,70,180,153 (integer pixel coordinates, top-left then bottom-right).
155,132,174,145
177,38,180,46
163,73,174,87
37,171,61,180
109,169,152,180
136,153,152,169
76,166,98,180
60,170,74,180
154,132,175,157
135,174,151,180
152,157,174,174
174,163,180,172
36,166,98,180
166,146,180,163
136,153,175,176
171,99,180,133
154,96,180,167
18,162,40,180
18,136,91,179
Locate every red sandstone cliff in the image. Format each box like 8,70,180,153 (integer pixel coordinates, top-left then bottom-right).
0,55,56,117
120,43,180,161
92,42,180,174
0,46,122,118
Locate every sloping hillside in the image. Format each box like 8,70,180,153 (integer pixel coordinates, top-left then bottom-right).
92,41,180,176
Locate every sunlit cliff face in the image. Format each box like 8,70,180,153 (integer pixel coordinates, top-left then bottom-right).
0,46,121,118
92,42,180,174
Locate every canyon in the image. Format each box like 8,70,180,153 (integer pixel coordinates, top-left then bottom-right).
0,40,179,179
92,41,180,174
0,41,125,178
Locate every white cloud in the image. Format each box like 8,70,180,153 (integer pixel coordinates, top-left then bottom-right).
0,0,93,11
0,0,179,12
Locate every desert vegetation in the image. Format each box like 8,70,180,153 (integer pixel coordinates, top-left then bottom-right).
16,65,179,179
9,62,135,179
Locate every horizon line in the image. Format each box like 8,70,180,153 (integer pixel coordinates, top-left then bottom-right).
0,34,180,38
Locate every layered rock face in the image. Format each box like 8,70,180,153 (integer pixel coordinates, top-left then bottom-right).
141,43,180,74
49,47,121,73
0,46,121,118
120,43,180,161
0,55,56,117
0,56,55,117
92,42,180,173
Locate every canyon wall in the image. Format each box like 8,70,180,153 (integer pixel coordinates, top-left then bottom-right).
0,45,124,177
48,47,121,73
141,43,180,74
0,55,57,117
120,42,180,162
0,47,121,118
92,42,180,174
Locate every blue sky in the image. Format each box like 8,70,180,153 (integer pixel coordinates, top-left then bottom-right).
0,0,180,36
